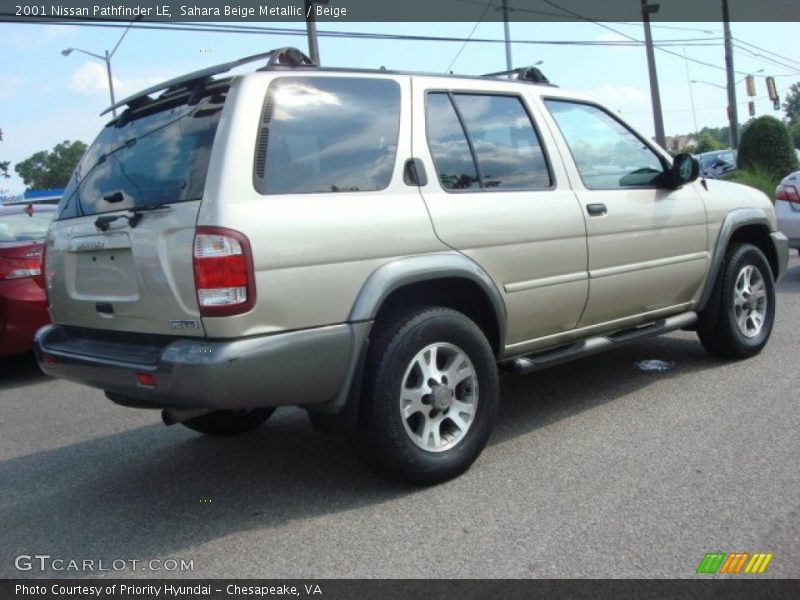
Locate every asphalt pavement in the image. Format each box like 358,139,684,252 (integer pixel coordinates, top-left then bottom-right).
1,255,798,579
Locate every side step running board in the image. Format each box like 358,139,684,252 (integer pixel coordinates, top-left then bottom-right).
506,311,697,375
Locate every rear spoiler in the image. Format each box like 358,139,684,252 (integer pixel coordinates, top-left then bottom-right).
101,47,314,116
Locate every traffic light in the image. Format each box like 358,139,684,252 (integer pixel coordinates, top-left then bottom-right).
748,101,755,116
774,98,781,111
766,76,778,102
745,75,756,97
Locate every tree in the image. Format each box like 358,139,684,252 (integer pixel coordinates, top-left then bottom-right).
789,118,800,150
737,115,799,178
694,132,725,154
783,82,800,122
0,128,9,180
14,140,87,190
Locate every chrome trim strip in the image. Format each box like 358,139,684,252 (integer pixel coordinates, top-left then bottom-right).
590,252,708,279
504,271,587,293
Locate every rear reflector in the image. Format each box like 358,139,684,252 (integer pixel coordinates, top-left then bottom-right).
137,373,156,387
776,183,800,203
192,227,255,317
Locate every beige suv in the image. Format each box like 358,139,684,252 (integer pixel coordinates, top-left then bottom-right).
35,48,788,484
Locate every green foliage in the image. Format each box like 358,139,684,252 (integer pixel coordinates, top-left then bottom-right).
789,118,800,149
693,132,725,154
723,167,781,202
737,116,799,179
783,82,800,122
0,127,9,179
14,140,87,190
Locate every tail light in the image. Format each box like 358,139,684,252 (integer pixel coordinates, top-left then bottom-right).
776,183,800,204
192,226,255,317
0,246,42,281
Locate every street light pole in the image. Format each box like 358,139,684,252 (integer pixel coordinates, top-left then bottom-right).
61,19,136,117
722,0,739,148
641,0,666,148
304,0,321,65
502,0,513,78
104,50,116,111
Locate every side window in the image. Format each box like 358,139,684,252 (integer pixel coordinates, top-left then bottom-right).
545,100,665,189
426,93,480,190
452,94,551,190
425,92,551,191
256,77,400,194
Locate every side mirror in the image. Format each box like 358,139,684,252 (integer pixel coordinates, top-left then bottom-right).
667,153,699,188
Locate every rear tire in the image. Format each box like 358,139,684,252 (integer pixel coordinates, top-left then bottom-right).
182,408,275,436
697,243,775,359
351,306,498,485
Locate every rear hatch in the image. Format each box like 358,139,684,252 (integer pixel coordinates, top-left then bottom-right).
46,90,227,337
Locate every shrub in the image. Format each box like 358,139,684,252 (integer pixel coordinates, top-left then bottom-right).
723,166,781,201
737,116,799,178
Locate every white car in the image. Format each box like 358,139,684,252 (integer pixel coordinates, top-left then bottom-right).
776,171,800,254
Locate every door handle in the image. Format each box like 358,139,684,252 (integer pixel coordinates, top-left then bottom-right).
586,203,607,216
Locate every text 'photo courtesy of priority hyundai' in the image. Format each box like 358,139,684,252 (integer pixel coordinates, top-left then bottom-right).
35,47,788,485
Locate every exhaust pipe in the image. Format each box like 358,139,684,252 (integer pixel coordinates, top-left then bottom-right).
161,408,215,426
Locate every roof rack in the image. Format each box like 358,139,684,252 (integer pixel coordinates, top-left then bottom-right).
101,47,315,117
482,66,553,86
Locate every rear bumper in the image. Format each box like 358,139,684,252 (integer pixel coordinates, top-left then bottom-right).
0,279,49,357
35,323,362,410
771,231,790,280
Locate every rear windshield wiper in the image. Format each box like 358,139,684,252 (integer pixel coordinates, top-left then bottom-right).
94,204,171,231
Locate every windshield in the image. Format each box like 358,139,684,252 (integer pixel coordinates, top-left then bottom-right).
57,94,225,220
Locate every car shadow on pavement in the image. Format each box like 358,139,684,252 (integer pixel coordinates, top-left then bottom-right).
492,331,722,445
0,352,47,391
0,331,737,579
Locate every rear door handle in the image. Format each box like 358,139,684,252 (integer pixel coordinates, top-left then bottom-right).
586,203,607,216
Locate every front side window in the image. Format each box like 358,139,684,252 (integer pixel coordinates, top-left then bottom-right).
545,100,665,189
257,77,401,194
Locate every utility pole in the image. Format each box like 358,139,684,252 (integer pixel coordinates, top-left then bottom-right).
502,0,513,78
722,0,739,148
641,0,666,148
304,0,321,65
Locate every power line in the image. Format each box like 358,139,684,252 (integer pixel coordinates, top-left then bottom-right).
2,18,725,48
445,0,495,73
733,38,800,70
733,44,800,76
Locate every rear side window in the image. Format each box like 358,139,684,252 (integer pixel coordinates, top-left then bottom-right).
58,95,224,220
426,93,480,190
255,77,401,194
426,92,551,191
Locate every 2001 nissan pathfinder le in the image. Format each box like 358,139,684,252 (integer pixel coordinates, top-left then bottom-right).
35,47,789,484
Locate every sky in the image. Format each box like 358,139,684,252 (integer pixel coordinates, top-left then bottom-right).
1,19,798,195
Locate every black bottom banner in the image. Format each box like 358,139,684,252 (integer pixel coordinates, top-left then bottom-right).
3,579,800,600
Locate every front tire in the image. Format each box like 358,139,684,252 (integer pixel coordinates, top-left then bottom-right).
351,306,499,485
182,408,275,436
697,243,775,358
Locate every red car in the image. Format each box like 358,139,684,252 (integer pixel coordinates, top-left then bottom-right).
0,203,56,356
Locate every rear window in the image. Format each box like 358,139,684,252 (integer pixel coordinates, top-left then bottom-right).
255,77,401,194
0,209,56,242
57,94,225,220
